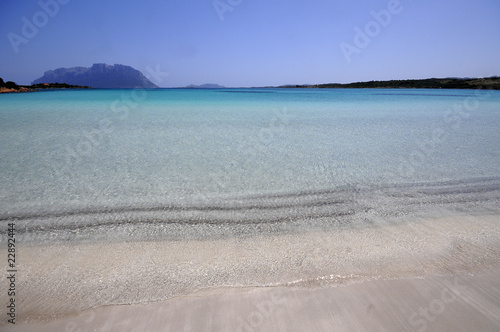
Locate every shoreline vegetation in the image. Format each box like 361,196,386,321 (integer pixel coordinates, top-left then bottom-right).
0,77,91,93
2,76,499,93
277,76,500,90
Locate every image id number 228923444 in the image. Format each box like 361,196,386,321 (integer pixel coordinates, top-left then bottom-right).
7,222,16,324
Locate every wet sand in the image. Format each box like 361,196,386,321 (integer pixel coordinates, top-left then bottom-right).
3,266,500,331
1,214,500,330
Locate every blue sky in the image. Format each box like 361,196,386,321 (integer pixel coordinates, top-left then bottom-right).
1,0,499,87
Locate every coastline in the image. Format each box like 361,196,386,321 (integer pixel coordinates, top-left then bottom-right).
4,265,499,331
1,87,499,330
0,84,92,94
2,214,500,330
0,87,33,94
1,75,499,92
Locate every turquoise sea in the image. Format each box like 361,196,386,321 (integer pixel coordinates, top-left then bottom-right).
1,88,500,241
2,88,500,318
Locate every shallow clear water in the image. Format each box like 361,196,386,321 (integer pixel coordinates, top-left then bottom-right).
2,88,500,320
0,88,499,240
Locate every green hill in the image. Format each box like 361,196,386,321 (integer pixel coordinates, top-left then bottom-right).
279,77,500,90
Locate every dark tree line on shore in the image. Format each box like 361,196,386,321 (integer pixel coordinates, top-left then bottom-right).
0,77,91,91
279,77,500,90
0,77,19,89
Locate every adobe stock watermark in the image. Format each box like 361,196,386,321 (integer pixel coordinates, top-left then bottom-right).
144,64,170,88
64,308,96,332
46,64,169,190
393,85,493,180
213,0,243,21
408,276,472,332
7,0,70,54
317,82,493,186
237,290,286,332
339,0,404,64
209,107,294,191
47,88,145,183
310,84,494,229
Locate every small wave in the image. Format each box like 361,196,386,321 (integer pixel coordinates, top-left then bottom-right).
2,177,499,244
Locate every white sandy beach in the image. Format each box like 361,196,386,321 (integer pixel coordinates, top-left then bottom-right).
2,214,500,331
5,266,500,332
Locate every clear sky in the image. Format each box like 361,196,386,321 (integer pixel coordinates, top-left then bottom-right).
1,0,499,87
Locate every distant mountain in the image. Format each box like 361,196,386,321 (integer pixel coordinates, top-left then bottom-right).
185,83,225,89
32,63,158,88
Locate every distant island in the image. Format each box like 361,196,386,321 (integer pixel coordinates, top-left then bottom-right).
32,63,158,89
0,77,91,93
3,73,500,93
185,83,226,89
278,76,500,90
